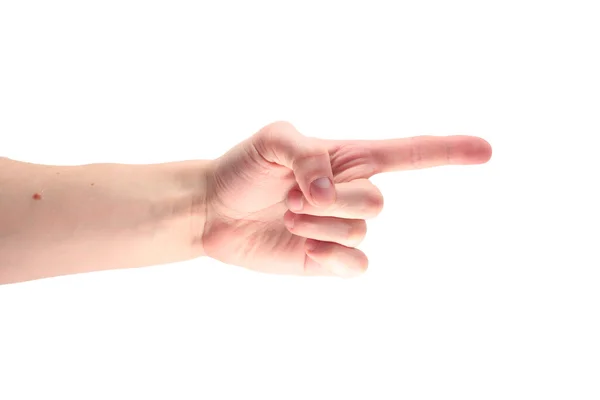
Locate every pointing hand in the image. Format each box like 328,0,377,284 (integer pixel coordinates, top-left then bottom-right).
202,121,492,277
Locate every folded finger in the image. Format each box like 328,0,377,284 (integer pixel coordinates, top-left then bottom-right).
284,211,367,248
303,240,368,278
286,179,384,219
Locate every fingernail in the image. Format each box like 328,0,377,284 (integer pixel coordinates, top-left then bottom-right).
305,239,319,252
310,177,334,206
287,190,304,211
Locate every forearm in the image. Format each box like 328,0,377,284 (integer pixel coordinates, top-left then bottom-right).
0,157,209,284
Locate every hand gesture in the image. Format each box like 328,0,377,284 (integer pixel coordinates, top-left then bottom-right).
202,121,491,277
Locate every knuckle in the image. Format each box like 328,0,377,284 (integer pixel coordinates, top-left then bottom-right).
263,120,296,135
255,121,294,143
254,126,277,146
330,146,379,178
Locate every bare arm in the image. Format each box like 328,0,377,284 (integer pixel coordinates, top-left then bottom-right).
0,157,209,284
0,122,493,283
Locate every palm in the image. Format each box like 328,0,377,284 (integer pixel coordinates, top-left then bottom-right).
203,139,375,275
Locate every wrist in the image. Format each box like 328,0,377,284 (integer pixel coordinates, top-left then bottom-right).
159,159,212,260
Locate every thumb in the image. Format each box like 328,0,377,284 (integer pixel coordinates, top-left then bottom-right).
252,121,336,207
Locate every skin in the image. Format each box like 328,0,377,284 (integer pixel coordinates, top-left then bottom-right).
0,121,492,284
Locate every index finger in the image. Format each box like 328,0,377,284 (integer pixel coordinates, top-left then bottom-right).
329,135,492,174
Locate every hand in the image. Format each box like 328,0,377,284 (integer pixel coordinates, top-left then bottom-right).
201,121,492,277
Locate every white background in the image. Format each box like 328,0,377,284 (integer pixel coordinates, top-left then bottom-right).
1,1,599,399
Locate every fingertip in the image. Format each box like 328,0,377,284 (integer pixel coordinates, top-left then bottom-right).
283,210,296,230
473,138,493,163
452,136,493,164
305,238,320,252
286,189,304,212
482,139,493,162
468,137,493,164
